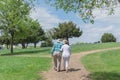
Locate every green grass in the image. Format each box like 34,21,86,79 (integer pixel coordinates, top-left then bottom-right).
81,49,120,80
71,42,120,53
1,42,120,55
0,42,120,80
0,47,52,80
0,47,51,56
0,56,51,80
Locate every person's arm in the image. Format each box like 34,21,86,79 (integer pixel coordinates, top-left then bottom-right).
69,46,71,55
60,45,63,52
51,44,55,56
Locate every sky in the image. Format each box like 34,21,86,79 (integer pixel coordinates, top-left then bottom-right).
30,0,120,44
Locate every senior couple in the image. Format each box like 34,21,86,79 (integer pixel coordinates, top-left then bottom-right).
51,39,71,72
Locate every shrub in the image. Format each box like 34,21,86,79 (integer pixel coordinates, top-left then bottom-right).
101,33,116,43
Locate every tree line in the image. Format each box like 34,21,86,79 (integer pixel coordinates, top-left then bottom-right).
1,0,118,54
0,0,47,53
0,0,83,54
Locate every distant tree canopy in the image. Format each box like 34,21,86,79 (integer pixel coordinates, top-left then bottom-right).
41,38,53,47
0,0,31,53
101,33,116,43
49,21,82,41
47,0,120,23
16,19,45,49
0,0,46,53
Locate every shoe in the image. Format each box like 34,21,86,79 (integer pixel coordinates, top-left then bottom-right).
66,67,68,73
66,69,68,73
62,69,66,71
57,69,60,72
54,67,57,71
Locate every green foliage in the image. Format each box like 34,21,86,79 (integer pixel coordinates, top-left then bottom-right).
47,0,119,23
0,0,31,30
101,33,116,43
81,49,120,80
18,19,45,48
41,38,53,47
50,21,82,41
0,35,10,45
28,21,45,43
0,0,31,53
0,0,45,51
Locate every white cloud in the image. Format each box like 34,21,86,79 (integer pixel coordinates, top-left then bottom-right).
90,25,113,32
69,23,120,44
30,6,63,30
70,7,120,43
30,5,120,44
93,7,120,24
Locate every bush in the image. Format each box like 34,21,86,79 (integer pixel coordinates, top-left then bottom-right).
41,42,47,47
41,39,53,47
101,33,116,43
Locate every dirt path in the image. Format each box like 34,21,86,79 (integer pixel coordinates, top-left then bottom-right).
41,47,120,80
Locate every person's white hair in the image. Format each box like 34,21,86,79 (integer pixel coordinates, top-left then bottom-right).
63,40,68,44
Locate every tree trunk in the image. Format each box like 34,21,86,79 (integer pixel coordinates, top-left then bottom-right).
21,42,26,49
34,43,37,48
6,44,9,49
10,33,14,54
26,43,28,48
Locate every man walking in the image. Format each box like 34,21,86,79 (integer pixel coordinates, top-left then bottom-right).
51,39,63,72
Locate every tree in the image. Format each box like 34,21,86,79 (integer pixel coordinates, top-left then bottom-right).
101,33,116,43
50,21,82,42
0,35,10,49
26,24,45,48
41,38,53,47
15,19,45,48
0,0,31,53
40,31,53,47
47,0,120,23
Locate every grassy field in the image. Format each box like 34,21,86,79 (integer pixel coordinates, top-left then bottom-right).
0,56,51,80
71,42,120,53
0,47,51,56
1,42,120,55
0,42,120,80
81,49,120,80
0,47,52,80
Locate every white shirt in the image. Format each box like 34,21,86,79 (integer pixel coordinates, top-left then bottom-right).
61,44,71,57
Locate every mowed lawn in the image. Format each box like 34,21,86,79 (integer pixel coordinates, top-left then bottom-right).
72,42,120,53
0,42,120,80
0,47,51,80
81,49,120,80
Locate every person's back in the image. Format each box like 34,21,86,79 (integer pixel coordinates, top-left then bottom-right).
51,42,63,54
61,40,71,72
62,44,71,57
51,39,63,72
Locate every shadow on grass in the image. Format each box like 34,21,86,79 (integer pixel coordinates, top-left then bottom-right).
90,72,120,80
1,48,50,56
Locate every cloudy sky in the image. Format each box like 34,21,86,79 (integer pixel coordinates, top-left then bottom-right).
30,1,120,44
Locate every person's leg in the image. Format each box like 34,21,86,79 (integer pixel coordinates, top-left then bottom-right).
53,55,57,71
62,57,66,71
57,54,61,72
65,56,70,72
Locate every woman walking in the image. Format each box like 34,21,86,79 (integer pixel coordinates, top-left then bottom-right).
51,39,63,72
61,40,71,72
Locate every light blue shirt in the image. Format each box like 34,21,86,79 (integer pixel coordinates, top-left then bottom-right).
51,42,63,54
